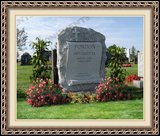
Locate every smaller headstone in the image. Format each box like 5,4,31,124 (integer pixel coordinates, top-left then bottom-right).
133,52,143,89
125,48,131,62
133,79,143,89
138,52,144,78
21,52,32,65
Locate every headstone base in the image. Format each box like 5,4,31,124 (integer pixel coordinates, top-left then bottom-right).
133,80,143,89
64,83,99,92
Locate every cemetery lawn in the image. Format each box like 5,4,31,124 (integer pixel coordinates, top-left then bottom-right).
17,98,143,119
106,64,138,77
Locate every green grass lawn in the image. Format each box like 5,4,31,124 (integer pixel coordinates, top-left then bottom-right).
106,64,138,77
17,98,143,119
17,64,33,98
17,64,53,98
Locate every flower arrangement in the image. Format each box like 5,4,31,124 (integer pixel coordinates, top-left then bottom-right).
68,91,94,104
95,77,132,102
125,74,140,84
26,78,70,107
121,64,132,67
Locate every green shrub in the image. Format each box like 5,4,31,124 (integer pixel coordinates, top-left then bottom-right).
30,37,52,81
17,85,26,98
107,44,127,82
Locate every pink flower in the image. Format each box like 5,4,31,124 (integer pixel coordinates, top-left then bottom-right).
39,84,43,88
27,99,32,105
97,88,101,93
36,89,39,92
109,79,112,82
47,94,51,97
115,78,119,82
29,93,33,98
42,81,46,85
96,95,100,100
31,86,36,89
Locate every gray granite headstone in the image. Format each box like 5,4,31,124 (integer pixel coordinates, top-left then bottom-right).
57,26,106,92
138,52,144,78
133,52,144,89
21,52,31,65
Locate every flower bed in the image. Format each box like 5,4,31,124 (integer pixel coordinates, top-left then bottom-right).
26,78,71,107
121,64,132,67
95,77,132,102
125,74,140,84
26,77,134,107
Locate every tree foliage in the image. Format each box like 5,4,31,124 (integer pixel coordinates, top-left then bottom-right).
130,46,137,62
30,37,52,81
17,28,28,51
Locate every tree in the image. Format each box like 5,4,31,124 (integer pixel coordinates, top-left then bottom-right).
30,37,52,81
106,44,127,82
16,28,28,59
130,46,136,62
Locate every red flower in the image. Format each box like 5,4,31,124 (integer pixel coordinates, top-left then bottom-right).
122,63,132,67
96,95,100,101
125,74,140,83
31,86,36,89
27,99,32,105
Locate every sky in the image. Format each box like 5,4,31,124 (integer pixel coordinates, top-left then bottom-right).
16,16,143,57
